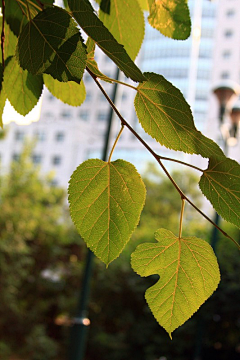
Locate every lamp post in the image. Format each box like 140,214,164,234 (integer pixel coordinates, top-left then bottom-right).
194,83,240,360
69,67,120,360
210,82,240,251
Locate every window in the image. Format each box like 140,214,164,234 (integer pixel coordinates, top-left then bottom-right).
51,179,58,187
224,29,233,37
223,50,231,59
104,55,112,63
199,48,211,58
12,153,20,161
84,74,92,82
226,9,235,17
44,112,54,121
15,130,25,141
48,94,55,101
99,93,107,102
201,28,214,38
32,154,42,164
197,69,210,80
35,130,46,142
97,111,108,121
202,8,215,18
52,155,62,165
61,110,71,119
195,92,208,101
221,71,230,79
79,110,89,121
55,132,65,142
121,92,127,101
85,92,92,102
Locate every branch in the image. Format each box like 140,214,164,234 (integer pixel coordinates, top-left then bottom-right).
86,66,240,249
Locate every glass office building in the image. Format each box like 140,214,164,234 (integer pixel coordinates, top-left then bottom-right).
140,0,217,133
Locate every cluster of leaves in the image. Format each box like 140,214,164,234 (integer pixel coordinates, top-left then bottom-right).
0,0,240,337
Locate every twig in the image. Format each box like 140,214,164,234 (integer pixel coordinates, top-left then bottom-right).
108,125,124,162
179,199,185,239
87,66,240,249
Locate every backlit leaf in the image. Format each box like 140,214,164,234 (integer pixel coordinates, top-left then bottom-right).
199,157,240,229
148,0,191,40
0,18,18,60
3,56,43,116
0,63,6,128
86,38,113,83
16,6,87,83
43,74,86,106
138,0,149,11
134,72,224,158
131,228,220,338
68,0,146,82
68,158,146,265
99,0,145,60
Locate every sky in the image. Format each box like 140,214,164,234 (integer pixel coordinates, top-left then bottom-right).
2,98,42,126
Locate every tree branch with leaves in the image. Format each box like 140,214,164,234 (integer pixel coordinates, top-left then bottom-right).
0,0,239,338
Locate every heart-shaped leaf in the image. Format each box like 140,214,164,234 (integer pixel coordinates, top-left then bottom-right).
131,228,220,338
68,159,146,265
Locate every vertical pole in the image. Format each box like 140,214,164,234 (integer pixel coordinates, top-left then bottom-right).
69,67,120,360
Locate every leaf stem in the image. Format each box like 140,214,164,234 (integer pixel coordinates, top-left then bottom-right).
87,67,240,249
25,0,32,20
179,199,185,239
157,155,203,172
1,0,5,70
104,77,138,91
108,125,124,162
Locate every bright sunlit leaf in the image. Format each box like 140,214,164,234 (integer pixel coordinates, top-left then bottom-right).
68,159,146,265
131,228,220,338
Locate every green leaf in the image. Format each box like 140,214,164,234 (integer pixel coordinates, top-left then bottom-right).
68,0,146,82
2,0,27,37
99,0,145,60
3,56,43,116
16,6,87,83
43,74,86,106
86,38,113,83
0,64,7,128
134,72,224,158
148,0,191,40
0,18,18,60
68,158,146,265
199,157,240,229
2,0,54,37
131,228,220,338
138,0,149,11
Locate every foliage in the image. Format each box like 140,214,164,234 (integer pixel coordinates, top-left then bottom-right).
86,171,240,360
0,0,239,336
0,148,83,359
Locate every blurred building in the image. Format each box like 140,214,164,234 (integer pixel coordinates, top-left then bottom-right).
0,0,240,189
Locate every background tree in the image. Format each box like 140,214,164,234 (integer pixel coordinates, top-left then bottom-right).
0,146,84,359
